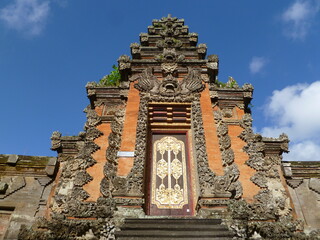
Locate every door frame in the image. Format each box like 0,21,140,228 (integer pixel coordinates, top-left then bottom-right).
145,129,194,216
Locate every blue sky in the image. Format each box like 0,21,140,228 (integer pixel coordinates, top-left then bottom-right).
0,0,320,161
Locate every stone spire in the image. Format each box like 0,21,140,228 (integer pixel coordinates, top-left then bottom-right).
118,15,219,85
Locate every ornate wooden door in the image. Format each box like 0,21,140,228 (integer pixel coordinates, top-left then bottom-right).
147,133,193,216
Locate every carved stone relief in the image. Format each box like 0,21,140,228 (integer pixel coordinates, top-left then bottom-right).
212,110,243,199
134,67,204,97
225,113,296,238
101,109,126,197
50,105,106,218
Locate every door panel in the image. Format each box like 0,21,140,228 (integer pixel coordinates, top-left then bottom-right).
148,133,193,216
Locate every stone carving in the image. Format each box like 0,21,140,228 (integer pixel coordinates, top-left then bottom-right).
279,133,290,152
221,108,233,118
189,32,198,44
123,98,148,197
74,171,93,187
161,62,178,74
50,102,106,219
180,67,205,94
191,101,217,197
213,110,242,199
197,43,207,57
130,42,140,57
155,48,185,63
134,67,204,97
139,33,148,44
84,106,101,130
251,172,268,188
221,148,235,166
156,37,182,49
57,153,74,162
224,113,297,238
206,54,219,71
19,216,115,240
286,179,303,189
51,131,62,150
134,68,161,93
227,199,304,239
117,55,131,70
85,127,103,141
101,109,125,197
152,15,184,38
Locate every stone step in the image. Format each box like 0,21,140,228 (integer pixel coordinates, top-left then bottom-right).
123,218,222,225
117,237,233,240
121,223,229,231
115,229,234,237
115,218,234,239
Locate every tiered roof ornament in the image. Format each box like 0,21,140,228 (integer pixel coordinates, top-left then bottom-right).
116,14,219,98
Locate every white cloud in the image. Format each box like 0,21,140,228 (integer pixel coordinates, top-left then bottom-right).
0,0,50,36
261,81,320,161
283,140,320,161
249,57,267,74
281,0,320,40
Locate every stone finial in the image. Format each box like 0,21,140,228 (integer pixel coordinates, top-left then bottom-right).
117,55,131,71
51,131,62,150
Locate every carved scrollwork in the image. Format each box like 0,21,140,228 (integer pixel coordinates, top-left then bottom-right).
134,67,205,97
74,171,93,187
232,112,294,237
221,148,235,166
180,67,205,94
101,109,125,198
134,68,161,93
124,97,148,197
84,106,101,130
51,131,62,150
213,110,243,199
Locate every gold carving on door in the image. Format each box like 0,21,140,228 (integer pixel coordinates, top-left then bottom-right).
151,136,188,209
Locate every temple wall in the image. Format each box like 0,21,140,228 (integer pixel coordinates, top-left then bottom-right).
200,86,224,175
287,180,320,231
282,162,320,231
84,123,111,201
117,82,140,177
0,155,57,239
228,124,259,201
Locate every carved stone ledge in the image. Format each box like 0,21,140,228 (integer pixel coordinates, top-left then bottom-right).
130,42,141,58
197,43,207,59
51,131,62,150
286,179,303,189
